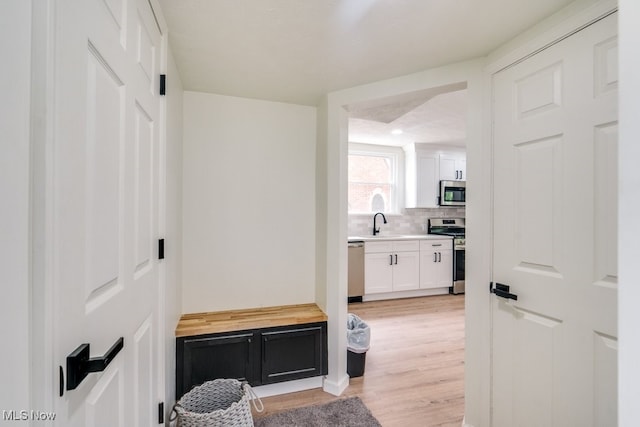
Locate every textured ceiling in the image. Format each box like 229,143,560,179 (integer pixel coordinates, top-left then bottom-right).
348,86,468,147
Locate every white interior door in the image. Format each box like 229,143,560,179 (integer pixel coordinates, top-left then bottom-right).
491,12,617,427
52,0,163,425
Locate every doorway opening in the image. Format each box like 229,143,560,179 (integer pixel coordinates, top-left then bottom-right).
344,83,470,423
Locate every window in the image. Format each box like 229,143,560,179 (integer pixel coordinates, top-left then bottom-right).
348,148,399,214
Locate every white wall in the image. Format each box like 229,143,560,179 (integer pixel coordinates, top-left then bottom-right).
0,0,32,416
619,0,640,424
182,92,317,313
162,49,184,414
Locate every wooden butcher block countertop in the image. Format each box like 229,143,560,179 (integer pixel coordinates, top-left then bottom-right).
175,303,328,338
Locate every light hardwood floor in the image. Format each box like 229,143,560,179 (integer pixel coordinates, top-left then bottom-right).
253,294,465,426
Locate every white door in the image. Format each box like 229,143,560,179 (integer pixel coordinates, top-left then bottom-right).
52,0,164,425
491,12,617,427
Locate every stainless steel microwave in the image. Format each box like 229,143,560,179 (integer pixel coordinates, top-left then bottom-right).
439,180,466,206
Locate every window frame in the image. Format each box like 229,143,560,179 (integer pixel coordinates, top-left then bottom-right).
348,143,404,215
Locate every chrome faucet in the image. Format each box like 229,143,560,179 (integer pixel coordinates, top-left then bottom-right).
372,212,387,236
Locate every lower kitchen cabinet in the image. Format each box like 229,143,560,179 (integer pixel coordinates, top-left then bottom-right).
420,239,453,289
364,240,420,294
176,322,327,398
364,252,394,293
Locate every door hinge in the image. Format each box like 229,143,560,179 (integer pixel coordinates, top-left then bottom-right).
158,238,165,260
159,74,166,96
158,402,164,424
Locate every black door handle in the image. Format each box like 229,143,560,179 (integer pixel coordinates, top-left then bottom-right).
66,337,124,390
490,282,518,301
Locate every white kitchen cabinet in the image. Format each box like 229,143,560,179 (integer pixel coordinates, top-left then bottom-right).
364,252,394,294
365,240,420,294
404,148,439,208
439,154,466,181
405,144,466,208
419,239,453,289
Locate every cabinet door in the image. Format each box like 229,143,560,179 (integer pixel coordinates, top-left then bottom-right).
420,240,453,289
435,249,453,287
365,252,393,294
177,332,256,398
420,250,440,289
456,158,466,180
439,155,458,181
440,154,466,181
416,153,439,207
261,324,327,384
392,251,420,291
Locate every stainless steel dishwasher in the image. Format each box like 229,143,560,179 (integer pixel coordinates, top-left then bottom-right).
348,241,365,303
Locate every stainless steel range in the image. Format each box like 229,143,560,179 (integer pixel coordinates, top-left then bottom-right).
428,218,465,294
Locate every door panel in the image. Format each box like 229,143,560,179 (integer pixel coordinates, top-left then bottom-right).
593,332,617,425
133,317,154,426
491,12,617,427
85,359,125,427
514,135,562,273
85,43,124,304
53,0,163,425
133,103,154,276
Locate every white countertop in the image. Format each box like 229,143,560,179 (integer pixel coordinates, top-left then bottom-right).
348,234,453,242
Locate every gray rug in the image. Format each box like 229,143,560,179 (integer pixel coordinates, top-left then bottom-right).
254,396,382,427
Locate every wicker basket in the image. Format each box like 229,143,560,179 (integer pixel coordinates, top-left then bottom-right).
171,379,262,427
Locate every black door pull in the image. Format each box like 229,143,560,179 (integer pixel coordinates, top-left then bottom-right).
66,337,124,390
490,282,518,301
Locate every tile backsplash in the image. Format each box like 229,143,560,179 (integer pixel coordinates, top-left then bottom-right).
348,207,466,237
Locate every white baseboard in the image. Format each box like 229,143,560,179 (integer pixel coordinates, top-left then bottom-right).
363,287,449,302
322,373,349,396
251,376,324,398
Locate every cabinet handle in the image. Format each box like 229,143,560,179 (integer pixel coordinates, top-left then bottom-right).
433,252,437,263
438,252,442,262
390,255,393,265
395,254,398,265
455,170,459,179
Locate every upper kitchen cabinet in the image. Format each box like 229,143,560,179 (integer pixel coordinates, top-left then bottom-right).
404,143,466,208
439,153,466,181
405,145,439,208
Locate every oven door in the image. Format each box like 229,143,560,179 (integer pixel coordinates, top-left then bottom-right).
439,180,466,206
